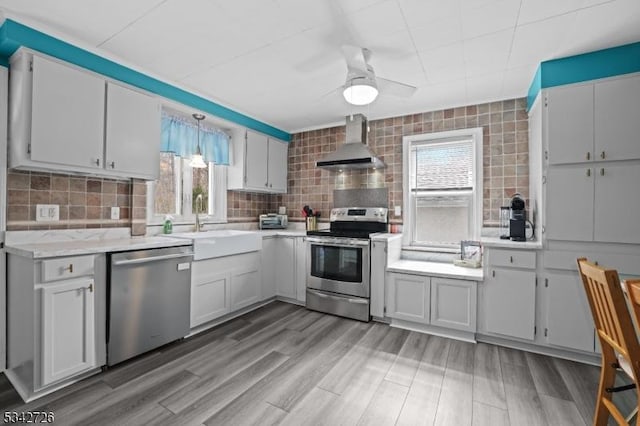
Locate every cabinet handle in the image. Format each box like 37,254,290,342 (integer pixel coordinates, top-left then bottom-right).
88,283,93,293
600,151,605,159
270,184,272,188
600,168,604,176
65,264,73,273
492,270,495,278
586,169,591,177
586,152,590,160
93,158,100,167
265,183,268,187
109,161,115,169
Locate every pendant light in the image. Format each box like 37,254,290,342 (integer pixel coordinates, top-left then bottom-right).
190,113,207,168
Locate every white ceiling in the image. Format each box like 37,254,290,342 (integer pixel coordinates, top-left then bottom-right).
0,0,638,133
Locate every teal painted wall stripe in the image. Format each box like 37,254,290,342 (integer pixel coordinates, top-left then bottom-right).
0,19,291,141
527,65,542,110
527,41,640,110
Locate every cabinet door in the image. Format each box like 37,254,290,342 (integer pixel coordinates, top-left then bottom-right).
545,166,594,241
545,272,595,353
546,84,594,165
595,75,640,161
41,278,95,387
105,83,160,179
484,268,536,340
268,138,288,193
430,278,477,332
30,55,105,169
594,163,640,244
245,130,269,190
387,273,430,323
191,272,230,328
370,240,387,318
294,237,307,303
231,267,261,311
261,237,277,300
275,237,296,299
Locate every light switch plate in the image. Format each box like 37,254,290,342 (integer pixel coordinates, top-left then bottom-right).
110,207,120,220
36,204,59,222
394,206,402,216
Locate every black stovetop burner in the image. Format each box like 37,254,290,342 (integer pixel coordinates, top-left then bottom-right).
306,207,388,239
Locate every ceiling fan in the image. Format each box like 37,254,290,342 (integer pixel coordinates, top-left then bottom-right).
340,44,418,106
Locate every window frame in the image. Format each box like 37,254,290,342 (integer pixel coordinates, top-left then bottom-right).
402,128,483,250
146,155,227,226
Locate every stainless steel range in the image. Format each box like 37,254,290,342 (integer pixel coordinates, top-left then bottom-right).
306,207,388,321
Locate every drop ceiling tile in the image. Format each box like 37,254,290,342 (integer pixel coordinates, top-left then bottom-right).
274,0,340,30
463,29,514,77
556,0,640,57
397,0,460,28
461,0,520,39
420,42,466,83
502,64,539,98
508,13,577,68
410,16,463,52
466,72,505,105
0,0,166,46
342,0,408,42
518,0,583,25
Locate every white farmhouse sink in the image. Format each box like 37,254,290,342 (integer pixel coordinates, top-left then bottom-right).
168,230,262,260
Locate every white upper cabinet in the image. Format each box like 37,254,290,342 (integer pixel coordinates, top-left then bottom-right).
545,166,594,241
594,75,640,162
9,50,161,179
268,138,288,193
105,82,160,179
29,54,105,170
546,83,594,165
228,128,288,194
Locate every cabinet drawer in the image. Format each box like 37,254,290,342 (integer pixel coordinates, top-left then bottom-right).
41,255,95,282
489,249,536,269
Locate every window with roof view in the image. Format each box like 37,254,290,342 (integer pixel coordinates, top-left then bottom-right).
403,128,483,248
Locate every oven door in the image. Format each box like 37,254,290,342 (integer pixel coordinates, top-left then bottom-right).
306,237,370,298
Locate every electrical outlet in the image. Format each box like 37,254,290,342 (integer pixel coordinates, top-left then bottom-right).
111,207,120,220
394,206,402,216
36,204,59,221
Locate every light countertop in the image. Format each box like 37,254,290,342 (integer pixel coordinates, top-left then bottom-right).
257,229,308,237
6,236,193,259
481,237,543,249
387,259,484,281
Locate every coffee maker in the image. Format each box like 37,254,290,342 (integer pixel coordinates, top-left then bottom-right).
508,193,527,241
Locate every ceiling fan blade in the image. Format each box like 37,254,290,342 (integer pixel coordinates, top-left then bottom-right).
376,76,418,98
341,44,368,73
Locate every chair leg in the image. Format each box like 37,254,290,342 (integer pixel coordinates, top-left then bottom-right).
594,355,618,426
625,406,637,423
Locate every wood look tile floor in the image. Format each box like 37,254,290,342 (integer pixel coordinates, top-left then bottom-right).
0,301,636,425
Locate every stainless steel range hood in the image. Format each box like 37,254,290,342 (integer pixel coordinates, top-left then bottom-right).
316,114,385,170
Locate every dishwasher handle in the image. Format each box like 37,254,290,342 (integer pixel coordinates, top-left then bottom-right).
112,252,193,266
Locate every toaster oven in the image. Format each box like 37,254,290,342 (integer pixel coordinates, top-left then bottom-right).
259,214,288,229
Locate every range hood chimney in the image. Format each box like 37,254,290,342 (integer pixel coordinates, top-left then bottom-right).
316,114,385,170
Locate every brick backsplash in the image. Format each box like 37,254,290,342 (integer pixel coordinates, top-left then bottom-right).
6,170,147,232
268,97,529,226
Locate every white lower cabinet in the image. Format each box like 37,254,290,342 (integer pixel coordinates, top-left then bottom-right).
40,278,95,387
6,253,106,401
294,237,307,303
544,271,595,353
430,277,476,332
387,273,430,323
261,237,277,300
484,268,536,340
387,272,477,333
191,271,230,328
276,237,297,299
189,252,261,328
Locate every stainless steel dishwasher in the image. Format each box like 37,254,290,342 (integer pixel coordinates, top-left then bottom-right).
108,246,193,366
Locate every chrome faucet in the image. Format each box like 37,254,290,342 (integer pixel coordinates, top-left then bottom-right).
195,194,204,232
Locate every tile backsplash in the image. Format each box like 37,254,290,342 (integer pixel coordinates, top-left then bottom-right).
270,97,529,226
6,170,147,232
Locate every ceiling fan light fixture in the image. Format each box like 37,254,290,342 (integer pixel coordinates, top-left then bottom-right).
343,77,378,106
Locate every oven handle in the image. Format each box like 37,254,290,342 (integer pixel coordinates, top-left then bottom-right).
307,289,369,304
305,237,370,247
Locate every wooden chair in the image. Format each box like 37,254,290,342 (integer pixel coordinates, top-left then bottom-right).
624,279,640,423
577,258,640,425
